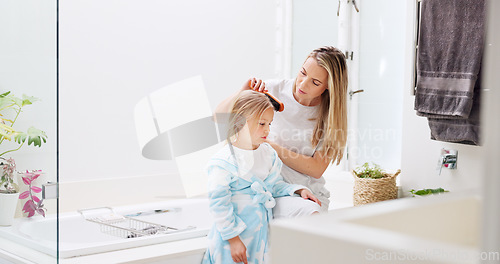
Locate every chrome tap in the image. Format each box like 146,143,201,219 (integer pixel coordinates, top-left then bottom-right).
42,182,58,199
437,149,458,176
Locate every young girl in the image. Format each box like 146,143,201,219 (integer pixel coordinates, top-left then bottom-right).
202,90,320,264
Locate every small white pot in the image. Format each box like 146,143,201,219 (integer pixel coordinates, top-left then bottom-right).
0,192,19,226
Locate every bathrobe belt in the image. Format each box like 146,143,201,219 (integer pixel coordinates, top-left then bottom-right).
232,181,275,220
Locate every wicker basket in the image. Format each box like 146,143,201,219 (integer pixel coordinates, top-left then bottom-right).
352,169,401,206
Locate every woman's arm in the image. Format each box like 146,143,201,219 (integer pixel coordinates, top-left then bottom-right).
214,78,266,117
214,89,241,117
266,140,331,179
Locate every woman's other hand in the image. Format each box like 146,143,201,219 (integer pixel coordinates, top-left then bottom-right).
228,236,248,264
295,189,322,206
244,78,267,93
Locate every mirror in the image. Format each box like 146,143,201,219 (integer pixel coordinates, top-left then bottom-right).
55,0,404,193
59,1,283,187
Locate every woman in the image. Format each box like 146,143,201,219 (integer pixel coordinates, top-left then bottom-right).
215,46,348,216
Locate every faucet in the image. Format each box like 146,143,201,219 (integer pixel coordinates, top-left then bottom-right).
437,149,458,176
42,182,58,199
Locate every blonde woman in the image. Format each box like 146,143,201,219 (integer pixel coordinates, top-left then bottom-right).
215,46,348,216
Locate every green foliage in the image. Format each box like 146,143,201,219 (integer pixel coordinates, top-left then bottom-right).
0,91,38,110
15,127,47,147
353,162,386,179
0,91,47,157
409,188,449,196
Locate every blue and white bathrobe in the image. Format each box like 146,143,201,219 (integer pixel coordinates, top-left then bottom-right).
202,143,306,264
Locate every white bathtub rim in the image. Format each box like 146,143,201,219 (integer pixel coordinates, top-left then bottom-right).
0,198,211,259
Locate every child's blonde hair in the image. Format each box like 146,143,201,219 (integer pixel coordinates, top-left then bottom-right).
228,90,273,140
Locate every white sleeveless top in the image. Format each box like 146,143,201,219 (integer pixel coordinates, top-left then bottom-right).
266,79,330,208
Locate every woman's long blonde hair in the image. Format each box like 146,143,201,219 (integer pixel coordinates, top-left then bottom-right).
296,46,348,165
227,90,273,141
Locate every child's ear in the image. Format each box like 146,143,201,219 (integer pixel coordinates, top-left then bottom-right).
233,115,246,132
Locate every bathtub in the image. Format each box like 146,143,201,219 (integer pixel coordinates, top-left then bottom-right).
0,198,212,261
0,170,354,263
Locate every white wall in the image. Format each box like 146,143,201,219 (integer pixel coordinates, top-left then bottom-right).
400,0,483,195
0,0,57,178
59,0,282,185
0,0,57,217
481,0,500,257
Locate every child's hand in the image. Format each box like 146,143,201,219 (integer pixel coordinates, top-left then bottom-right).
296,189,322,206
244,77,267,93
228,236,248,264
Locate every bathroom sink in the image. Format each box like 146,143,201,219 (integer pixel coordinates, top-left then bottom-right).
270,192,481,264
346,194,480,248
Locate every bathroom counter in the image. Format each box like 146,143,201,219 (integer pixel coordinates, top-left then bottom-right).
0,234,207,264
60,236,207,264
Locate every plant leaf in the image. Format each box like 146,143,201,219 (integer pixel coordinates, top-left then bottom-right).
28,200,37,210
32,195,40,203
27,209,35,218
23,200,34,211
354,162,385,179
21,94,39,106
14,132,27,144
25,199,38,218
32,171,41,181
10,96,23,108
22,176,32,185
26,127,48,147
0,122,16,132
430,188,445,194
0,93,14,110
19,191,30,199
411,188,449,196
0,123,17,141
36,208,46,217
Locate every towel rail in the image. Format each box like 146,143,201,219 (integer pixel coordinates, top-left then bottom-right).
412,0,422,95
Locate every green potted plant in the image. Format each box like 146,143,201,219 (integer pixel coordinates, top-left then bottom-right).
0,91,47,225
352,162,401,206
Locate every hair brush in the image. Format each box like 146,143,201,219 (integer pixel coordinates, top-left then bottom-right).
249,81,284,112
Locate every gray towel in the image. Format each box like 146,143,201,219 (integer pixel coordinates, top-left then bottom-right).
428,72,481,145
414,0,485,145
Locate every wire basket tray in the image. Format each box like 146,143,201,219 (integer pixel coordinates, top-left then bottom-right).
78,207,195,239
